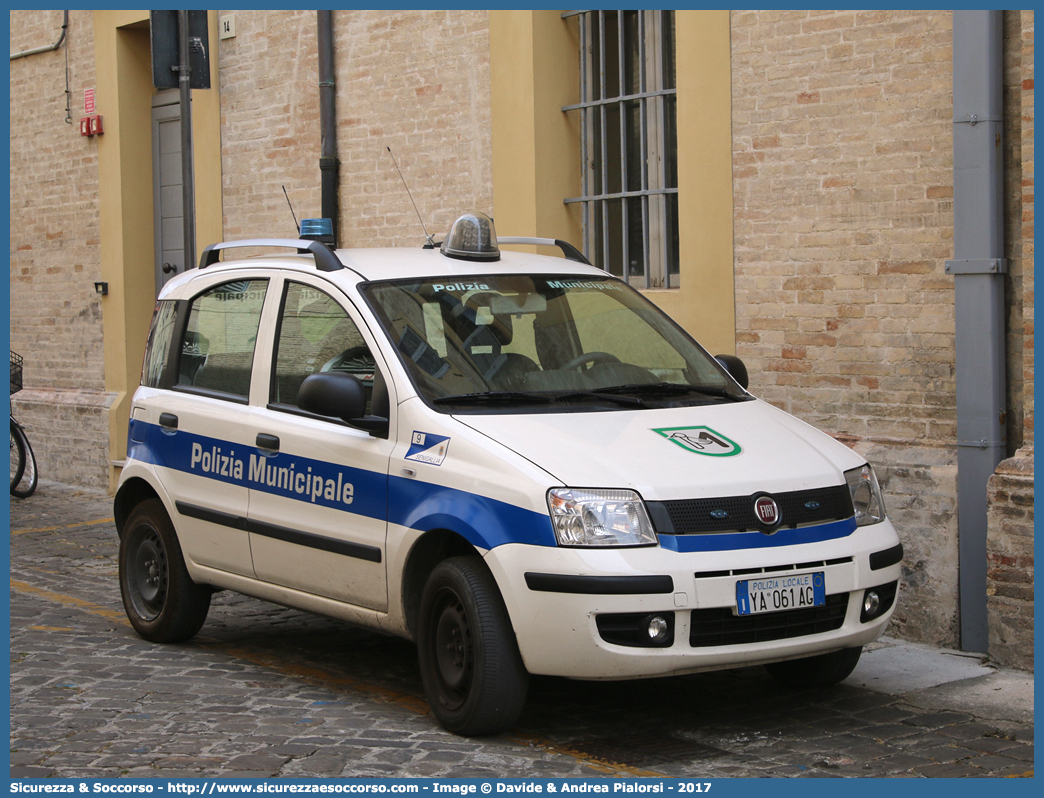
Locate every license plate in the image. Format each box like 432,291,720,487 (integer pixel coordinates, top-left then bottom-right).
736,571,825,616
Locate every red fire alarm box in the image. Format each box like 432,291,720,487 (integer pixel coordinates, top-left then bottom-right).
80,117,91,137
89,115,104,136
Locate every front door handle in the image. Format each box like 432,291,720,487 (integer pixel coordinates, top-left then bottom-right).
256,433,280,453
159,413,178,430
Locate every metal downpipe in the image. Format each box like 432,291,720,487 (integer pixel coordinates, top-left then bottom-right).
179,10,197,275
946,10,1007,653
10,9,68,60
318,10,340,247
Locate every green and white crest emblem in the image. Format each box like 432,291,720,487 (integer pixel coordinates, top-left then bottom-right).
653,425,741,457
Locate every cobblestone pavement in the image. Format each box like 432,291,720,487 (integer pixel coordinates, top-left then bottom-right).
9,482,1035,779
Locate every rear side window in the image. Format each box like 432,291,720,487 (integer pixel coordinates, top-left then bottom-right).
176,279,269,399
141,301,178,388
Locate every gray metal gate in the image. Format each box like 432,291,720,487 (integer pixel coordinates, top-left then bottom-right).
152,91,185,296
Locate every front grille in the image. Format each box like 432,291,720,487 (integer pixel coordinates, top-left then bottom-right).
647,485,853,535
693,556,853,580
689,593,849,648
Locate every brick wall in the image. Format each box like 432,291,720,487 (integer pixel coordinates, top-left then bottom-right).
337,10,493,247
731,10,1033,653
1015,11,1034,447
987,10,1033,672
9,10,110,490
217,11,322,244
217,10,492,250
1004,11,1029,453
986,456,1033,670
731,10,962,646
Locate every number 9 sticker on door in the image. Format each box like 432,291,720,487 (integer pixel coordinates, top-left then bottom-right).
406,431,451,466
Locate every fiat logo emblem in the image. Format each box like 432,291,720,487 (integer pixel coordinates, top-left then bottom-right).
754,495,781,529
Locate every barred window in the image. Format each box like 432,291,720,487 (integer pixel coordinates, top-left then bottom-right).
563,10,678,288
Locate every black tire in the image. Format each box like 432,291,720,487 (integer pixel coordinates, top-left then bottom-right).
417,557,529,736
765,646,863,688
10,420,36,498
118,498,211,643
10,419,25,492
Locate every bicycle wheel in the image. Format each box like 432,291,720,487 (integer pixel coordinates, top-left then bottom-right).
10,420,37,498
10,419,25,491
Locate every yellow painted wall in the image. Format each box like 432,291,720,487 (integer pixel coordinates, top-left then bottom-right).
194,12,223,251
660,10,735,356
93,10,222,491
489,10,582,254
489,10,735,355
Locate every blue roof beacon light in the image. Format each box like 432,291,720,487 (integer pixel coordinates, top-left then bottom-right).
300,218,335,245
441,212,501,262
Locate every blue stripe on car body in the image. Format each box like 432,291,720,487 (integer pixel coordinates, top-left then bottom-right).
127,419,555,551
127,419,856,554
657,517,857,553
387,475,557,549
128,419,387,518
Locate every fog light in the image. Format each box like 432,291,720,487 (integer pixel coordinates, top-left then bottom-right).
596,611,674,647
860,581,898,623
863,590,881,617
647,615,669,642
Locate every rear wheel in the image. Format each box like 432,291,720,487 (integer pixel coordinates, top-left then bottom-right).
119,498,211,642
417,557,528,736
765,646,862,688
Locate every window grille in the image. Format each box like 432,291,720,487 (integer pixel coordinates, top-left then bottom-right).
563,10,679,288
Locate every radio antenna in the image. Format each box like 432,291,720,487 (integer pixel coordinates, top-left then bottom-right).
282,185,300,234
387,146,435,247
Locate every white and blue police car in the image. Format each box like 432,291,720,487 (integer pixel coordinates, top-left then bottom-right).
115,212,902,736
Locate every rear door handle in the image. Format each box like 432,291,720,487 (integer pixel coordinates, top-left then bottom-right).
256,433,280,453
159,413,178,430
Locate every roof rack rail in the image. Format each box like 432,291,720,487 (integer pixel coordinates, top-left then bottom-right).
498,236,592,266
198,239,343,272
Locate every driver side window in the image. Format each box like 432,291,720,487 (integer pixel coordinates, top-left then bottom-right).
271,282,371,410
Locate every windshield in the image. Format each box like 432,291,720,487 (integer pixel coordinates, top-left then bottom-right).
361,274,749,412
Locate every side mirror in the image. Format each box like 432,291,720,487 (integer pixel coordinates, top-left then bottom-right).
714,354,749,391
298,372,389,437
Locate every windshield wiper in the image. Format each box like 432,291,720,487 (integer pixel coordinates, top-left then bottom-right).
597,382,747,402
432,391,553,406
551,390,647,408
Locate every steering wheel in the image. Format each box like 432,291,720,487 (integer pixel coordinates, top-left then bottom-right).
560,351,621,371
321,346,375,374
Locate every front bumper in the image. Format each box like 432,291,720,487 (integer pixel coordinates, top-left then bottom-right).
484,519,902,679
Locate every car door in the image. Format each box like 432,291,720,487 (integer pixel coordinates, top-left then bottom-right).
245,277,394,611
151,276,273,577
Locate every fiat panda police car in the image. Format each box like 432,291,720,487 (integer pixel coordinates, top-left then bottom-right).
115,212,902,736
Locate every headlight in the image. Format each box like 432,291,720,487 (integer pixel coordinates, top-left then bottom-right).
547,488,658,547
845,464,886,526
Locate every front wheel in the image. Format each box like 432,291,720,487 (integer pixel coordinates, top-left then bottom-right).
10,419,26,492
764,646,862,688
118,498,211,643
10,420,36,498
417,557,529,736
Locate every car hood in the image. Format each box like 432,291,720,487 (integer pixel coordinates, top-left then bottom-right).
455,399,864,501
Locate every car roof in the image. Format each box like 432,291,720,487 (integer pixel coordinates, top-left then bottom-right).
337,247,605,282
160,244,608,299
